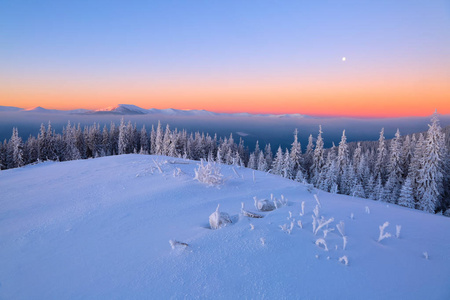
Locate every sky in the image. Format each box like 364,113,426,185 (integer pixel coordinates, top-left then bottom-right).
0,0,449,117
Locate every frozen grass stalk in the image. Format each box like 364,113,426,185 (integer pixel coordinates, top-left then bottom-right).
396,225,401,238
314,194,321,208
378,221,392,242
300,201,305,216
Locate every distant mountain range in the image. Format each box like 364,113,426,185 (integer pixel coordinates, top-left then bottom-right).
0,104,309,119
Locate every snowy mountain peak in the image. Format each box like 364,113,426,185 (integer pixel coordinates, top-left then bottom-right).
94,104,149,114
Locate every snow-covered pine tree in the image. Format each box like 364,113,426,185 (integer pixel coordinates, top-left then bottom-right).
139,125,149,154
304,134,314,180
257,151,268,172
374,128,387,182
311,126,324,186
290,128,302,172
398,175,415,209
248,153,257,169
10,128,24,168
337,130,349,190
417,111,446,213
271,146,284,176
154,121,163,155
264,143,273,168
118,118,127,155
282,148,294,179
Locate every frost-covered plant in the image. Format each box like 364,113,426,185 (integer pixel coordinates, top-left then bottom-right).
260,237,266,245
336,221,345,237
297,220,303,229
312,214,334,235
396,225,401,238
250,223,254,230
323,228,334,238
423,252,429,260
365,206,370,214
209,204,231,229
279,222,294,234
300,201,305,216
288,211,293,219
342,236,348,250
194,159,224,186
378,222,392,242
314,194,322,208
315,238,329,251
339,256,349,266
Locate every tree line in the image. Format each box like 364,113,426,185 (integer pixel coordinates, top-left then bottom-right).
1,113,448,214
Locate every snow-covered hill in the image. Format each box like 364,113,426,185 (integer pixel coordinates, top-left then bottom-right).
0,155,449,299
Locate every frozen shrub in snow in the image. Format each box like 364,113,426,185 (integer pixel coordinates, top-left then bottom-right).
241,203,264,218
315,238,329,251
253,197,276,211
194,159,224,186
377,222,392,242
279,222,294,234
169,240,189,249
209,204,231,229
396,225,401,238
339,256,349,266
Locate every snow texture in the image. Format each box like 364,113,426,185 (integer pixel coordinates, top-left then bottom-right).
0,154,449,299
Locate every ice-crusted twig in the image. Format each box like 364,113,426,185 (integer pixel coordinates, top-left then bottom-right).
288,211,292,219
315,238,328,251
300,201,305,216
343,236,348,250
314,194,321,208
336,221,345,236
260,237,265,245
339,256,349,266
297,220,303,229
365,206,370,214
378,222,392,242
313,216,334,235
153,159,163,173
396,225,401,238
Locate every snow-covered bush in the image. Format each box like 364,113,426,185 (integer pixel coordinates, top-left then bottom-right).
377,221,392,242
209,204,231,229
194,159,224,186
254,196,276,211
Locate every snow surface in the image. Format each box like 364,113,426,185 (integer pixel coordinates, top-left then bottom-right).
1,155,449,299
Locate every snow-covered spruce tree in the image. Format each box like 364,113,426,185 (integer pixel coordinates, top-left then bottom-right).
154,121,163,155
282,148,294,179
386,129,403,201
337,130,349,190
248,153,257,170
417,112,446,213
139,125,149,154
310,126,324,186
118,118,127,155
162,124,172,156
271,146,284,176
304,134,314,180
398,175,415,208
257,151,268,172
374,128,387,182
264,143,273,170
10,128,24,168
290,128,303,173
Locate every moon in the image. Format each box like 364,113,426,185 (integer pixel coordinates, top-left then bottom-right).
342,57,346,62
